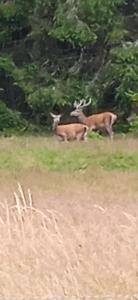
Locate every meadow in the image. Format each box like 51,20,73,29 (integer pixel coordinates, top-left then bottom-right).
0,136,138,299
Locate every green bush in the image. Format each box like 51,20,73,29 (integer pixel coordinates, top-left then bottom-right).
129,116,138,136
94,47,138,119
114,121,130,133
0,101,25,132
88,131,103,140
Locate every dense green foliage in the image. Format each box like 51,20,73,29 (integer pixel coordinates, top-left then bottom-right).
0,101,24,131
0,0,138,133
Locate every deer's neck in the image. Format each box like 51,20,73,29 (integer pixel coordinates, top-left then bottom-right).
78,111,87,124
52,121,58,132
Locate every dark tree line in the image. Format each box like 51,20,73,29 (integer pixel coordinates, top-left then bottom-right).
0,0,138,134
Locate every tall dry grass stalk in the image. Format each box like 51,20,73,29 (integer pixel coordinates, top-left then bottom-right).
0,183,138,299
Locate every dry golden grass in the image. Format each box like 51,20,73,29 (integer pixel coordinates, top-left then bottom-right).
0,136,137,299
0,182,138,299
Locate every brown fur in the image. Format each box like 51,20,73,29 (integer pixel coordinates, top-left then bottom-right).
50,113,88,141
71,110,117,139
56,123,88,141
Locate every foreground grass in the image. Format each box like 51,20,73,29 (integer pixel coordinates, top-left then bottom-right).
0,136,138,172
0,136,138,299
0,184,138,299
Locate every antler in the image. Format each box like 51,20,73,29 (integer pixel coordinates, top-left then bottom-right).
73,98,92,109
73,99,84,109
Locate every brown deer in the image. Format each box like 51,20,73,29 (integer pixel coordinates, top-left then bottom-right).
70,98,117,139
50,113,88,142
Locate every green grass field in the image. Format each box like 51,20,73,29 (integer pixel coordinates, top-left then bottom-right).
0,136,138,172
0,136,138,299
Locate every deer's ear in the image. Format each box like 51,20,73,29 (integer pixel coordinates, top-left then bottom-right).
50,112,63,119
50,112,55,118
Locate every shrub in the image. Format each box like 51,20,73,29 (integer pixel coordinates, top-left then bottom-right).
0,101,25,131
129,116,138,136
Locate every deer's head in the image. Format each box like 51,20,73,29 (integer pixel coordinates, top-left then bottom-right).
50,113,62,130
70,98,92,117
50,113,62,123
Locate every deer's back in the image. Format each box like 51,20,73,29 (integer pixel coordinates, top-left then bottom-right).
86,112,117,128
57,123,87,138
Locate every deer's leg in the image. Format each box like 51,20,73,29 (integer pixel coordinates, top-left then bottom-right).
76,133,82,142
58,134,68,142
63,135,68,143
77,131,88,142
62,135,68,142
81,131,88,142
106,125,114,140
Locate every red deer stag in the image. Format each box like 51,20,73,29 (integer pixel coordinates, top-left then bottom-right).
70,99,117,139
50,113,88,142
